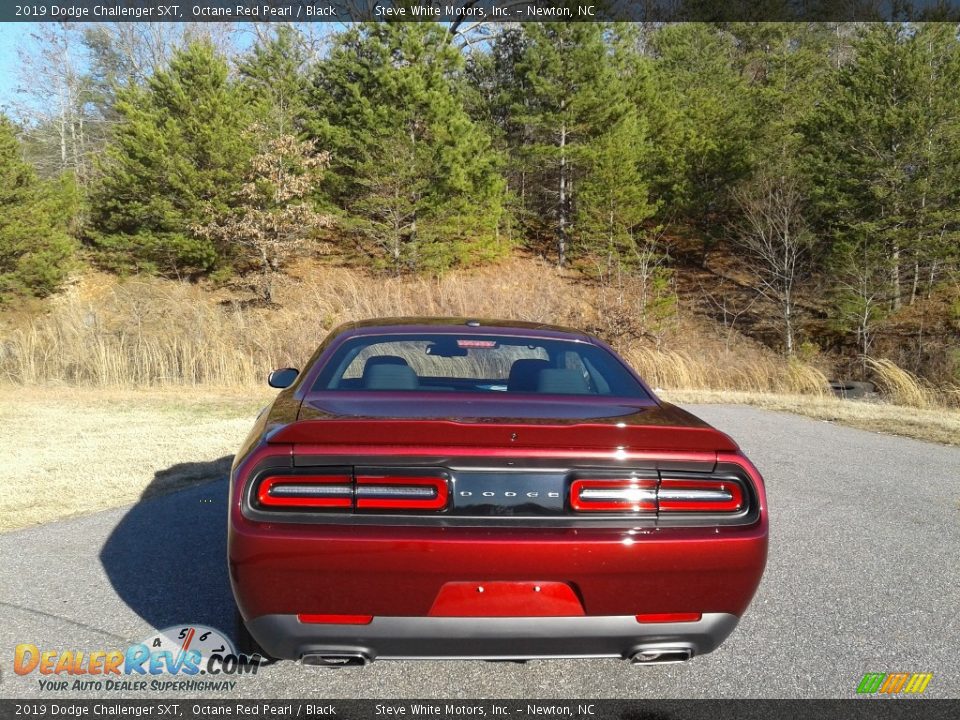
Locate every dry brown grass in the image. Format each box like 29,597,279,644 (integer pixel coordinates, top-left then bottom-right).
662,389,960,446
0,260,585,386
864,357,934,409
0,258,837,397
0,387,271,532
624,346,829,396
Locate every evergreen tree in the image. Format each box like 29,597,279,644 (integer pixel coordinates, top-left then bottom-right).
490,23,638,266
575,111,658,274
803,23,960,311
89,40,253,276
238,25,311,136
647,24,757,229
308,22,506,273
0,116,75,299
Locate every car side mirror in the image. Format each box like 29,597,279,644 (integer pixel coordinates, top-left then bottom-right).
267,367,299,389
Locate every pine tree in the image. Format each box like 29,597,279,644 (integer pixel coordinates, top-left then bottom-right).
575,111,658,274
0,116,75,299
89,41,253,276
803,23,960,312
238,25,311,136
647,24,757,230
504,23,632,266
307,22,506,273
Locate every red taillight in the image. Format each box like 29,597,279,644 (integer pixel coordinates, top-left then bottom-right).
355,475,449,511
569,477,746,514
257,475,353,509
255,472,448,512
570,478,657,513
297,614,373,625
658,479,744,513
635,613,702,623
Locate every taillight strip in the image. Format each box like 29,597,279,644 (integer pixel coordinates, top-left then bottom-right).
570,479,657,512
355,475,449,510
658,479,744,513
656,488,733,502
257,475,353,509
570,477,747,514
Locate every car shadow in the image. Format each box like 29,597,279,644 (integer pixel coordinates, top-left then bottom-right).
99,457,236,637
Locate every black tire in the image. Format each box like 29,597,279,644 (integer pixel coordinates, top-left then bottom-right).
828,380,865,399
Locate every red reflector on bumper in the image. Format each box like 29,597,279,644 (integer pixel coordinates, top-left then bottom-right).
297,614,374,625
635,613,702,623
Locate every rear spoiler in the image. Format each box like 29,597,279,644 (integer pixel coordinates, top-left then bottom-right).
266,419,739,453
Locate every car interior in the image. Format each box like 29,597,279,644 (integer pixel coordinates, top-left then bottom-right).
342,354,597,394
313,335,649,398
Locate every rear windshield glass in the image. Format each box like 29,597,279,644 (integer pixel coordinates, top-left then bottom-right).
312,333,650,398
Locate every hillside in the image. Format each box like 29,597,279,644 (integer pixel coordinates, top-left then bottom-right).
2,245,956,413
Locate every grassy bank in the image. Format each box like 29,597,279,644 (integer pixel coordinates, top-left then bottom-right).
0,387,270,533
1,259,834,395
662,390,960,447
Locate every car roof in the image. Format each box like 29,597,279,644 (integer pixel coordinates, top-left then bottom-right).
331,317,594,342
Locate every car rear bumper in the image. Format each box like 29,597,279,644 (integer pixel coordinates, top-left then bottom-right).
246,612,740,663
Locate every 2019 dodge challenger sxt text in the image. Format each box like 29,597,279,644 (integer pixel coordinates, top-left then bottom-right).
229,318,768,666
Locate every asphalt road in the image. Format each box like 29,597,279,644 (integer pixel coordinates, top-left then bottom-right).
1,405,958,699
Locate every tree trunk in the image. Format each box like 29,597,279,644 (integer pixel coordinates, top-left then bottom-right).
891,243,901,310
260,247,272,303
784,295,794,356
910,259,920,306
558,119,567,268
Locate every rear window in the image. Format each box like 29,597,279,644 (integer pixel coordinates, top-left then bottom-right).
311,333,650,398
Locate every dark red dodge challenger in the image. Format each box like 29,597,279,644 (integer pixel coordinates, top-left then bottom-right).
229,318,768,666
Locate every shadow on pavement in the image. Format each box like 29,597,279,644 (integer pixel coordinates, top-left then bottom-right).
99,457,236,636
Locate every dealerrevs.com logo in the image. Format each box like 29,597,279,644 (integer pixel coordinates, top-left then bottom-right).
14,625,261,692
856,673,933,695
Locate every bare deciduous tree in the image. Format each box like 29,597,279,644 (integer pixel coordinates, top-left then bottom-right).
699,277,760,352
196,129,333,303
732,173,814,356
15,23,94,183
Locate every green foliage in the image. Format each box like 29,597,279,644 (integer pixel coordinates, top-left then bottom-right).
308,22,506,273
88,41,253,276
646,24,757,223
802,24,960,309
826,231,892,358
492,23,638,264
0,117,75,299
238,26,311,135
575,111,659,268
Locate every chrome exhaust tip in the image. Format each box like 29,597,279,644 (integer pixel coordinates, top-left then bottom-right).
629,647,694,665
301,652,370,668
